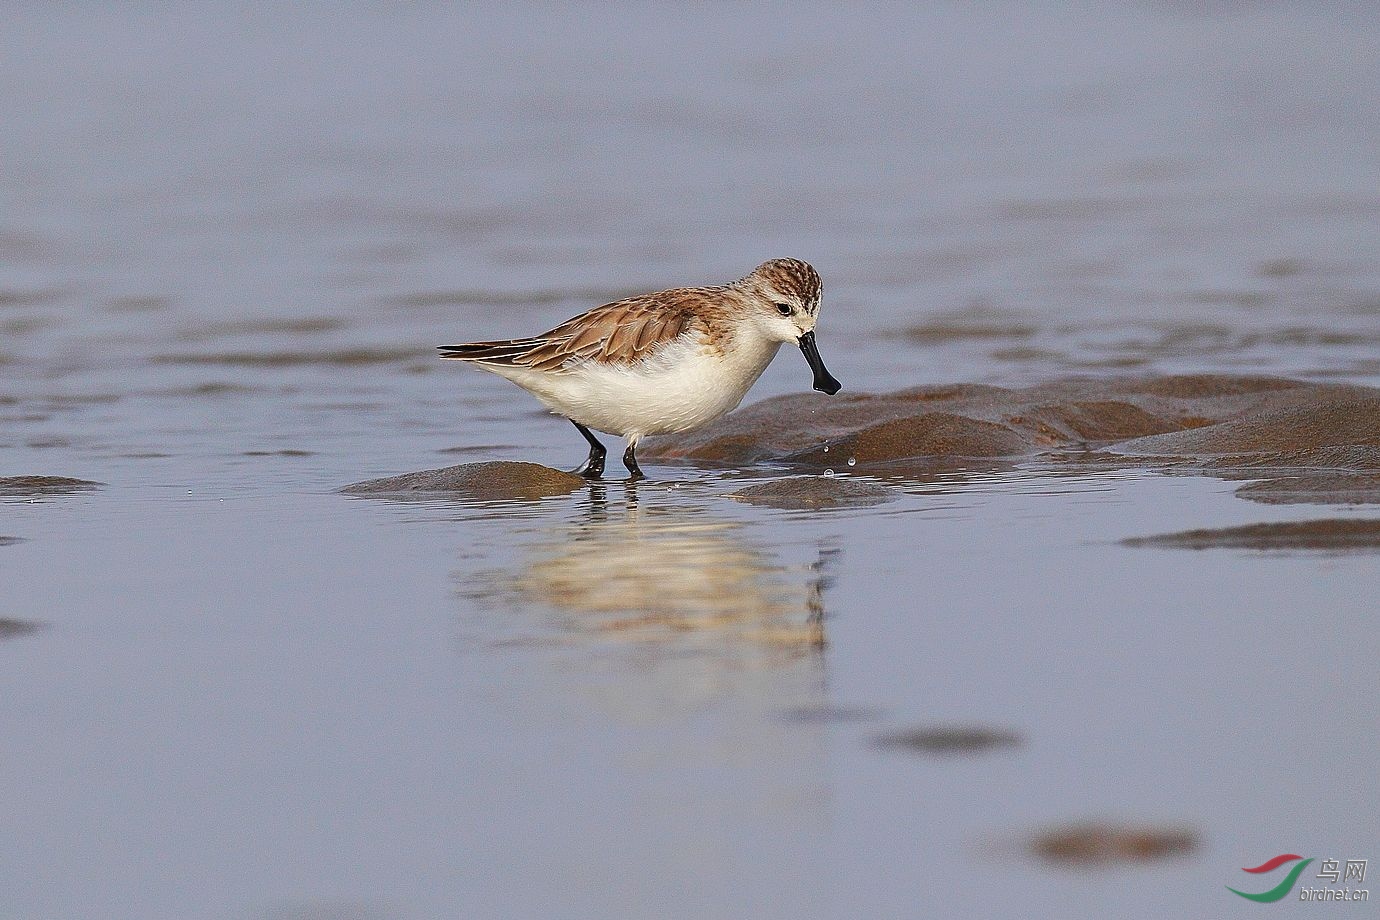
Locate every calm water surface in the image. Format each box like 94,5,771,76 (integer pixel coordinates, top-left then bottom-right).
3,4,1378,918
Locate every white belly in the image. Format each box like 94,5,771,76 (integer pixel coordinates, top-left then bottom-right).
485,336,782,438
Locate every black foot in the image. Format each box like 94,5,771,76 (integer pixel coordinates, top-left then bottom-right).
623,441,645,481
577,457,605,480
571,420,606,480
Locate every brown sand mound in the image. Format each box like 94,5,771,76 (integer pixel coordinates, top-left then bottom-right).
342,461,585,501
1116,398,1380,456
643,374,1373,468
730,476,893,509
1205,446,1380,472
0,476,101,496
642,386,1026,465
1124,518,1380,550
1032,400,1182,440
1236,473,1380,505
1029,823,1198,865
0,618,46,640
873,725,1023,754
781,414,1033,466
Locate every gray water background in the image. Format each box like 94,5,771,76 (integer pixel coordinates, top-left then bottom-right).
2,3,1378,918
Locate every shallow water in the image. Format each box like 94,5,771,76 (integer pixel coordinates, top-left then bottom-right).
3,3,1379,918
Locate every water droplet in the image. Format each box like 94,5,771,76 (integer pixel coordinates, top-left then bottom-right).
847,457,857,467
823,468,835,477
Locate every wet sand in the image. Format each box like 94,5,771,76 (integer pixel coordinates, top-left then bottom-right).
0,617,47,639
0,476,102,495
730,477,894,510
343,460,586,502
1123,518,1380,551
1028,823,1199,866
646,374,1380,468
1235,473,1380,505
873,725,1024,755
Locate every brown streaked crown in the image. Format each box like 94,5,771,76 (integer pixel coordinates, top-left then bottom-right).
742,259,822,311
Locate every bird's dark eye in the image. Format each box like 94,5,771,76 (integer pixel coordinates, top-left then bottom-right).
775,302,792,316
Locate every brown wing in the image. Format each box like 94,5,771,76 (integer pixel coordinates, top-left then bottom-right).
438,289,708,371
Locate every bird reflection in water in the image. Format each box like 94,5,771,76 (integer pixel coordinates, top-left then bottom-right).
469,483,836,669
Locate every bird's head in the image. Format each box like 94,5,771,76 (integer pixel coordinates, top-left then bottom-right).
735,258,840,395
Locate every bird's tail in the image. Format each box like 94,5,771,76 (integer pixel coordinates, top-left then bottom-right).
437,340,541,365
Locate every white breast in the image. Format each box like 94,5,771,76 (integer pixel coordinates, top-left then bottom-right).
484,332,782,439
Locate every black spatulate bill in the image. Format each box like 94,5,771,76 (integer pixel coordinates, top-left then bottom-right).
798,331,841,395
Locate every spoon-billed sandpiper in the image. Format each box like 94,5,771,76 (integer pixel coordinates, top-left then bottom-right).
439,258,841,479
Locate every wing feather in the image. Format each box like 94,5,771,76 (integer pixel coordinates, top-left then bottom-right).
438,288,709,370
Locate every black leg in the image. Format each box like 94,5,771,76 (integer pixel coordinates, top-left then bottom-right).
571,420,606,480
623,439,644,480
